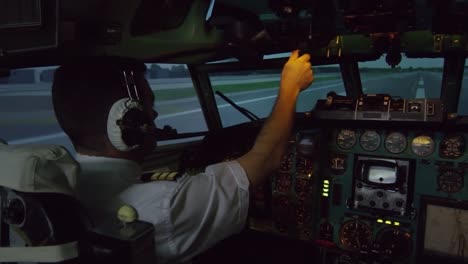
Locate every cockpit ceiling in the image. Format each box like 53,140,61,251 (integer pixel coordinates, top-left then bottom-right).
1,0,468,65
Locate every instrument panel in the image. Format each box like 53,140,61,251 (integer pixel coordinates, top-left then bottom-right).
327,129,468,262
192,117,468,264
247,126,468,264
249,130,321,241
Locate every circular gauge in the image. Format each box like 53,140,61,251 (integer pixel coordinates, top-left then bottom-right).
440,135,466,159
336,129,357,149
339,220,372,251
384,132,407,154
297,135,316,157
360,130,381,151
411,135,435,157
438,169,464,193
375,228,412,261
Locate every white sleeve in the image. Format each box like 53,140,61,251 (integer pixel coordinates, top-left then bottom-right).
169,160,250,262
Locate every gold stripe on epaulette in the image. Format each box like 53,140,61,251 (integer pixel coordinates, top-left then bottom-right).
165,172,178,181
158,172,167,180
149,171,180,181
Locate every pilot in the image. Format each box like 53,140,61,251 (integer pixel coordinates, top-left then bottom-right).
51,50,313,263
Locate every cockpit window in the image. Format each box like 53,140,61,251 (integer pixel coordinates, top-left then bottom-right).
0,66,68,147
457,59,468,116
0,64,207,153
359,55,444,99
146,63,208,145
209,65,345,127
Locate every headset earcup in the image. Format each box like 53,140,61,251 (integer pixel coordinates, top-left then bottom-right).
120,109,146,147
107,98,140,151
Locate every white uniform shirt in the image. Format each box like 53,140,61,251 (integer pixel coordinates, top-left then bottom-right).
75,154,250,264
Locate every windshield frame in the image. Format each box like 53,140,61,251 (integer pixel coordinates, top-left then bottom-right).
193,56,350,128
193,53,468,125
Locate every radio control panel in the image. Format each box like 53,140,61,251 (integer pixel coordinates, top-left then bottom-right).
314,93,444,122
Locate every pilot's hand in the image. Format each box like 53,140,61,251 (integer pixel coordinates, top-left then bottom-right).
280,50,313,95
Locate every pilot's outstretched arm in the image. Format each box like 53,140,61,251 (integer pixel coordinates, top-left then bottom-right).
120,51,312,263
237,50,313,187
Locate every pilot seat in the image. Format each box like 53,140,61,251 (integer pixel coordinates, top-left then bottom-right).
0,142,156,264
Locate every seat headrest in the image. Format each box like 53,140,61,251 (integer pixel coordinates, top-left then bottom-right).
0,144,79,196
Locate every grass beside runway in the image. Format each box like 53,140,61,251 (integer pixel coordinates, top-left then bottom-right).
1,117,57,125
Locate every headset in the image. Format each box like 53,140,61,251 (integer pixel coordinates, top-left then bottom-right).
106,70,153,151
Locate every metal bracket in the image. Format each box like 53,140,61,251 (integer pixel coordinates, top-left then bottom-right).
433,34,467,53
433,34,443,52
326,35,343,58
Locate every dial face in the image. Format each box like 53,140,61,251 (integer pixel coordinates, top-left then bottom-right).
440,135,466,159
360,130,381,151
336,129,357,149
297,135,316,157
384,132,407,154
438,169,464,193
375,228,412,261
339,220,372,250
411,135,435,157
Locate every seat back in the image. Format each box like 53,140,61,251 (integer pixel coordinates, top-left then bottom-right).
0,143,83,263
0,143,156,264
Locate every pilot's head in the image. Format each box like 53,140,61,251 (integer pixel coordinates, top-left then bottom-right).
52,57,157,161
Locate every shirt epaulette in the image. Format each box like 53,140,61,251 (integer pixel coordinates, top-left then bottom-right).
140,170,182,182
